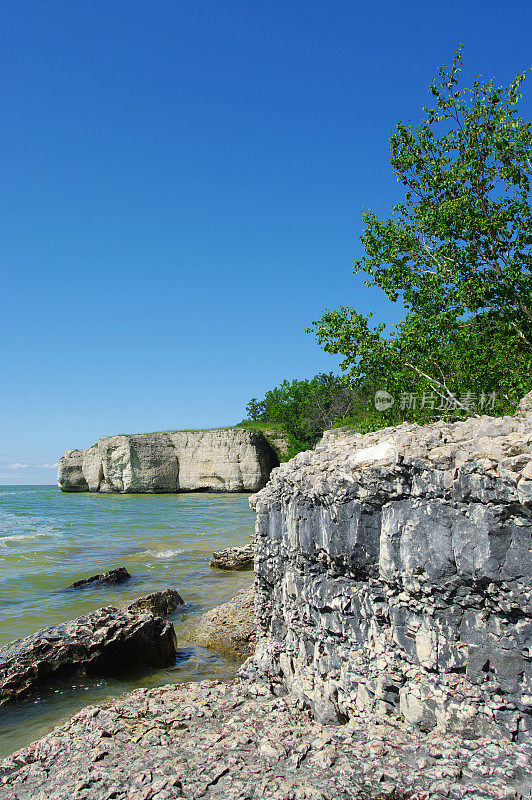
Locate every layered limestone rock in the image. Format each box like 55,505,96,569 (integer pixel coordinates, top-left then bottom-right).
58,429,278,493
2,680,530,800
262,429,290,459
126,589,184,616
248,399,532,742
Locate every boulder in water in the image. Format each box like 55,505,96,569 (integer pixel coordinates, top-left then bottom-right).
192,585,256,659
66,567,131,589
126,589,184,616
210,542,254,571
0,606,177,705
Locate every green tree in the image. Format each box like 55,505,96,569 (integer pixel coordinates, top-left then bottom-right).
310,48,532,420
245,397,264,421
243,373,366,454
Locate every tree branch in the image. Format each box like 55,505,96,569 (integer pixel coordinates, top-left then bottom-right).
404,362,481,416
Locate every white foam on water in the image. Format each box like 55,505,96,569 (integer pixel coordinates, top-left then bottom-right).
0,488,47,496
143,548,184,559
0,532,50,544
0,510,62,546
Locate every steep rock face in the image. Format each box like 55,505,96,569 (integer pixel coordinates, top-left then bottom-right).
262,429,291,459
248,404,532,741
58,449,89,491
58,429,278,493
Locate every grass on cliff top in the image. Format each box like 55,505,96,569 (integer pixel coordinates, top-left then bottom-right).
115,421,284,436
117,427,232,436
234,421,284,432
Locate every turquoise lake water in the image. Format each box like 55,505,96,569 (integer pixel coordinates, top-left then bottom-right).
0,485,255,758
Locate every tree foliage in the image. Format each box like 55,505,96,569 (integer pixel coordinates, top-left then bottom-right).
245,373,366,453
309,48,532,422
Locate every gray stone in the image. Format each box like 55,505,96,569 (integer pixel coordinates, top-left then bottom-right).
58,429,279,493
56,449,88,491
67,566,131,589
262,429,290,459
210,542,254,570
192,585,256,659
3,400,532,797
247,406,532,742
126,589,184,616
518,389,532,417
0,607,177,705
0,680,530,799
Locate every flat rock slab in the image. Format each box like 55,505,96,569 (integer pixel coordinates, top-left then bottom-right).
193,585,256,659
0,606,176,705
1,679,530,800
210,543,254,570
67,567,131,589
126,589,184,616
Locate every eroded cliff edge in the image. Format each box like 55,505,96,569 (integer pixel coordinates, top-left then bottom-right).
58,429,278,493
248,395,532,742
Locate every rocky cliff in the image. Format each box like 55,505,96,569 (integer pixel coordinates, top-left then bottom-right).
58,429,278,493
248,396,532,742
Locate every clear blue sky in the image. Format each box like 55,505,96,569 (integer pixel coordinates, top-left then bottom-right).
2,0,532,484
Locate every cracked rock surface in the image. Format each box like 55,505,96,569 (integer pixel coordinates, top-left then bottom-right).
126,589,184,616
1,679,530,800
0,607,177,705
249,402,532,741
210,543,254,571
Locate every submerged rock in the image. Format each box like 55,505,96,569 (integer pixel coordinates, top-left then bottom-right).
193,585,256,659
210,542,254,570
126,589,184,616
66,566,131,589
1,679,530,800
0,607,177,705
57,428,279,493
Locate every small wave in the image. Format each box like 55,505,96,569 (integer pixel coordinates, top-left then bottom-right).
0,488,50,495
0,531,58,545
0,510,62,545
143,548,183,559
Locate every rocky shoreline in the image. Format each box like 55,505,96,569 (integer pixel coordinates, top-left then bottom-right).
249,401,532,742
0,591,183,706
1,678,530,799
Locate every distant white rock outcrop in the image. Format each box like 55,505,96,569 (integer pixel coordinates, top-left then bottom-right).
57,429,278,493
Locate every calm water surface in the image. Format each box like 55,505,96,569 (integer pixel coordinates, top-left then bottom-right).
0,486,255,758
